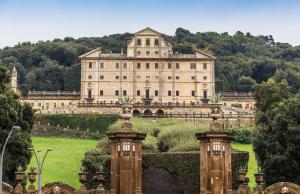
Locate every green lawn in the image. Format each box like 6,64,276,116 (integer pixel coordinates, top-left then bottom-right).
30,137,257,189
233,143,257,188
29,137,97,188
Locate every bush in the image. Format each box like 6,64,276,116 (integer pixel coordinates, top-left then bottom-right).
228,127,254,144
35,114,119,133
107,118,208,152
82,150,249,192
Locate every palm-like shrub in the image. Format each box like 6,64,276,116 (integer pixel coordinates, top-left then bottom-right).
210,93,222,103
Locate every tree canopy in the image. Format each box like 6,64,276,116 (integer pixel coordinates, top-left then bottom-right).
0,66,34,185
252,79,300,185
0,28,300,94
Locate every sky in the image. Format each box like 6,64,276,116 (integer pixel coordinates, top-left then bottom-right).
1,0,300,48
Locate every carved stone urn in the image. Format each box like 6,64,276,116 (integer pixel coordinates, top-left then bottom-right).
255,173,264,186
238,171,246,185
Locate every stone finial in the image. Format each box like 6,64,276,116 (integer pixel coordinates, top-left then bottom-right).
14,167,25,194
120,97,133,131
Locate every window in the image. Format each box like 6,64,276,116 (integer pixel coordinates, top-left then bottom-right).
203,76,207,80
123,76,127,80
155,90,159,96
203,63,207,70
137,63,141,69
146,39,150,46
155,51,159,55
137,51,141,56
168,90,172,96
115,90,119,96
116,63,119,68
191,76,196,80
176,76,179,80
137,39,141,45
168,76,172,80
146,63,150,69
176,63,180,69
155,63,159,69
38,103,41,107
192,90,195,96
88,62,93,68
100,63,104,68
146,51,150,56
88,90,92,99
203,90,208,99
190,63,196,69
88,75,92,80
115,76,120,80
137,90,140,96
123,63,127,69
155,76,159,80
100,90,104,96
123,90,127,96
100,75,104,80
154,39,159,46
176,90,180,96
137,75,141,79
212,142,221,151
146,76,150,80
168,63,172,69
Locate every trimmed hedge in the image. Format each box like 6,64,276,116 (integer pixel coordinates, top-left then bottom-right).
35,114,119,133
82,150,249,193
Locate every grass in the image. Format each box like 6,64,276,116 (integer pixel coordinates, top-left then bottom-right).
29,137,97,188
232,143,258,188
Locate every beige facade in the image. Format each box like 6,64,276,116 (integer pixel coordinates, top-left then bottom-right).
14,28,255,116
79,28,215,105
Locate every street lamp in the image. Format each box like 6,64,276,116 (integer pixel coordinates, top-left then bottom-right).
30,148,53,194
0,126,21,194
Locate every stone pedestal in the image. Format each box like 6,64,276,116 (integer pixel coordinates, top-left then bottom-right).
107,131,146,194
196,121,234,194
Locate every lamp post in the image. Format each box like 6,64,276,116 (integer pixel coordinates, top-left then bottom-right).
29,148,52,194
0,126,21,194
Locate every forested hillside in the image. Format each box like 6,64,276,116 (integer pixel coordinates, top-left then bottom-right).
0,28,300,95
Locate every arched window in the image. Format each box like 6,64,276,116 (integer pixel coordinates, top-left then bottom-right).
154,39,159,46
137,39,141,45
146,39,150,46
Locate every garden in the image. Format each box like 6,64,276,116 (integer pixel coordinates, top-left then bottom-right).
29,117,257,189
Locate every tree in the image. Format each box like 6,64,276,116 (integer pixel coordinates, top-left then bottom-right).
0,66,34,185
252,80,300,185
237,76,256,92
64,63,81,91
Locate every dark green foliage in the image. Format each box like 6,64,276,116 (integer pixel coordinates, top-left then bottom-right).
0,67,34,185
35,114,119,133
252,80,300,186
81,151,249,193
1,28,300,94
228,127,253,144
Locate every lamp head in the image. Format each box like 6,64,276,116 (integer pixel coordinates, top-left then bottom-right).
47,148,53,152
12,126,21,131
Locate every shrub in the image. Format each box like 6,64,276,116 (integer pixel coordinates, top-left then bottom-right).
35,114,119,133
228,127,254,144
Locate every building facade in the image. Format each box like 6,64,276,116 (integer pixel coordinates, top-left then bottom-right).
14,28,254,116
79,28,215,105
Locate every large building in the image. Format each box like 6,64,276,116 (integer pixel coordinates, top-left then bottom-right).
18,28,255,115
79,27,215,105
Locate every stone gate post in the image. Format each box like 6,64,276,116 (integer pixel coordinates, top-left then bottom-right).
196,104,235,194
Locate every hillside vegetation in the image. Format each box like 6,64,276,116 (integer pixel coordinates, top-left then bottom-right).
0,28,300,94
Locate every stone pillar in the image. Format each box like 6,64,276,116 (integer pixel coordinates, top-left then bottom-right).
107,131,146,194
196,104,234,194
